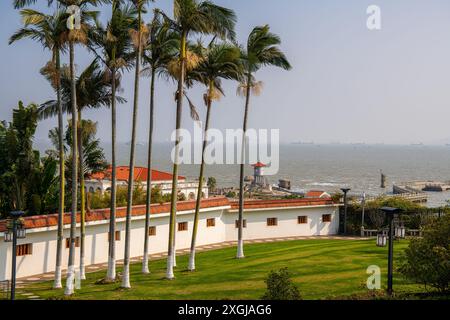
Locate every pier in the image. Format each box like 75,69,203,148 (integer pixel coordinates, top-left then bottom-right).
394,181,450,194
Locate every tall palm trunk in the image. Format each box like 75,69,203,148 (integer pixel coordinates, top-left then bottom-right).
237,73,252,259
107,0,118,281
107,63,117,281
65,40,78,296
188,83,213,271
122,9,143,289
142,67,156,274
54,48,65,289
77,110,86,280
166,31,186,280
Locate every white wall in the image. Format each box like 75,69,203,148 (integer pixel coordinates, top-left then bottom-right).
0,207,228,281
224,205,339,241
0,204,338,281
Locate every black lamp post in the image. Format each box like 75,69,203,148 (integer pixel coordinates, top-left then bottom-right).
4,211,26,301
341,188,351,234
380,207,402,296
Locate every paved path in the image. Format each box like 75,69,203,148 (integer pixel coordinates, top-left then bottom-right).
15,235,369,300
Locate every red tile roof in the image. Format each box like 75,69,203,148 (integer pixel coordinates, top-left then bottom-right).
90,166,185,182
230,198,334,210
0,197,229,232
305,190,331,198
0,198,336,232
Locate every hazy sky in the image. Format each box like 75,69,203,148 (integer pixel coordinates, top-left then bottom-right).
1,0,450,145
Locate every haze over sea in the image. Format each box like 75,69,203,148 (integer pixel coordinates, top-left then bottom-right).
35,142,450,208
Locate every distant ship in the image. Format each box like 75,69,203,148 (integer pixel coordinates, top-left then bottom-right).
125,141,146,147
292,141,314,145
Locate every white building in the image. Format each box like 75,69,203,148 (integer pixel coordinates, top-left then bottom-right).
0,197,339,281
85,166,208,200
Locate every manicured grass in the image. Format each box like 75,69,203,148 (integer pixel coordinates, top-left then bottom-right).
19,239,425,300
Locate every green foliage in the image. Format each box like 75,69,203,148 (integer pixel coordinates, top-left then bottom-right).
360,196,424,212
399,214,450,293
89,185,181,210
225,191,236,198
261,268,302,300
48,120,108,191
207,177,217,192
283,194,304,200
0,102,59,217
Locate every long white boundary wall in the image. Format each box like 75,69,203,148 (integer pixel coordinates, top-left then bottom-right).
0,203,339,281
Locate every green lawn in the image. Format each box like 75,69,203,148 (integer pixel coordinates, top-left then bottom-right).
19,239,425,300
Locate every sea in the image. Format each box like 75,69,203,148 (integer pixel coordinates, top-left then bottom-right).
36,142,450,208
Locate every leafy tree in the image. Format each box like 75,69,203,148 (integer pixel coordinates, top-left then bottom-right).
0,102,59,218
207,177,217,193
261,268,302,300
49,120,108,189
399,214,450,293
0,102,39,212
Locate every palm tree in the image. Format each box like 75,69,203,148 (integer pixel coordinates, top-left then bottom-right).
9,7,67,289
157,0,236,279
92,0,136,281
40,58,120,288
59,0,101,296
13,0,54,9
121,0,152,289
236,25,291,259
49,120,109,185
187,41,242,271
140,14,178,274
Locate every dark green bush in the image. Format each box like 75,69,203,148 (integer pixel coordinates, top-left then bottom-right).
261,268,302,300
399,214,450,293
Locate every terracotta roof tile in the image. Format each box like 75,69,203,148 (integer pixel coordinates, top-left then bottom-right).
230,198,334,210
0,198,336,232
305,190,331,198
90,166,186,182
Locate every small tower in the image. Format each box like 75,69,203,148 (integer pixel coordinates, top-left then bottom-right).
380,170,386,189
252,162,268,188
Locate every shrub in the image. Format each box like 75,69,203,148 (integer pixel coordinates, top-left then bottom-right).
399,214,450,293
261,268,302,300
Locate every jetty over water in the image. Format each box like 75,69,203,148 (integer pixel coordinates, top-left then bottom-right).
394,181,450,193
362,192,428,204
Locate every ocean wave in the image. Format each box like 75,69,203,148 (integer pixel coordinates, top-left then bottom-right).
307,182,340,187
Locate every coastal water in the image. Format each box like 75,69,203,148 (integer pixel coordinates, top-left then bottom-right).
108,143,450,208
36,142,450,208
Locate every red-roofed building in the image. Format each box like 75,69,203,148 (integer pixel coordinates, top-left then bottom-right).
86,166,207,200
305,190,332,199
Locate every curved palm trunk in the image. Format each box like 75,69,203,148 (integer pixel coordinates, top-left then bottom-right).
142,67,156,274
237,73,252,259
166,31,187,280
107,1,118,281
65,41,78,296
54,48,65,289
188,85,213,271
122,10,143,289
107,65,117,281
77,110,86,280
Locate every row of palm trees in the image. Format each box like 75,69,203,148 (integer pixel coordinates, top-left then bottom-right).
9,0,291,296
